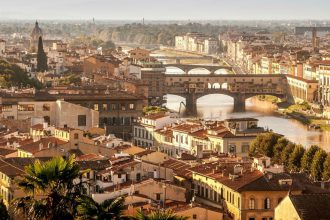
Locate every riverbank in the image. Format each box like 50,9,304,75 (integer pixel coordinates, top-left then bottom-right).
273,101,330,131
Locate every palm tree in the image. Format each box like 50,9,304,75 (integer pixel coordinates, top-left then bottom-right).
11,155,87,220
0,197,9,220
76,196,127,220
132,209,188,220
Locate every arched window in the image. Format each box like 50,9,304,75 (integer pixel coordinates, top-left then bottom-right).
264,198,270,209
249,198,255,210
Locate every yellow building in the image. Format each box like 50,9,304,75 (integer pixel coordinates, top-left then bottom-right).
286,75,318,103
190,161,303,220
128,47,151,62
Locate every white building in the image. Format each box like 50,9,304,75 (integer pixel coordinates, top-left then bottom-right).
0,100,99,130
133,113,177,148
175,33,218,55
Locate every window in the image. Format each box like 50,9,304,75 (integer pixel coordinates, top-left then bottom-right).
102,104,107,111
249,198,255,210
93,104,99,111
43,104,50,111
129,103,135,110
264,198,270,209
44,116,50,124
74,133,79,139
156,193,161,200
18,104,34,111
192,214,197,219
118,174,122,178
78,115,87,126
121,103,126,110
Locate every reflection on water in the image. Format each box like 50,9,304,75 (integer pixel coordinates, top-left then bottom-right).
165,94,330,152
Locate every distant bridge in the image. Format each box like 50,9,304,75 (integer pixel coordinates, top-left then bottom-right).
162,74,293,115
163,64,232,74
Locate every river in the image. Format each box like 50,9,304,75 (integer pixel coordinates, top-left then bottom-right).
163,67,330,151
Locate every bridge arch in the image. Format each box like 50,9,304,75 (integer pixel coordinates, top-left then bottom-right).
187,67,211,75
212,83,221,89
222,82,228,90
165,66,185,74
214,69,230,75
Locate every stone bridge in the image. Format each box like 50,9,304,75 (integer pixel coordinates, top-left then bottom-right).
163,64,233,74
163,74,293,115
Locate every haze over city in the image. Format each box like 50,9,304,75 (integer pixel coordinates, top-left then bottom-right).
0,0,330,20
1,1,330,220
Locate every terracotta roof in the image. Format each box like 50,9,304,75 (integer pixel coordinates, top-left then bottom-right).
0,160,25,177
190,129,208,140
162,159,192,179
31,124,44,130
289,194,330,220
179,153,197,161
171,124,202,134
0,148,17,157
135,150,155,157
76,153,104,161
19,137,68,154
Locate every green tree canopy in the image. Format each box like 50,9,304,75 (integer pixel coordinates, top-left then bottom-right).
249,132,282,158
280,142,296,168
288,145,305,172
311,149,327,181
273,137,289,164
76,196,126,220
132,209,188,220
0,197,9,220
11,155,87,220
322,153,330,181
301,145,320,174
0,60,42,89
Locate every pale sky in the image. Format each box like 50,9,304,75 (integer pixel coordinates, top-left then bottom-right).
0,0,329,20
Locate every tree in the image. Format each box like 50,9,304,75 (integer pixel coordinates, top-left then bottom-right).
301,145,320,174
0,60,42,89
288,145,305,172
0,198,9,220
132,209,188,220
76,196,127,220
273,137,289,164
322,153,330,181
280,142,296,168
311,149,327,181
249,133,281,157
12,156,86,220
37,36,48,72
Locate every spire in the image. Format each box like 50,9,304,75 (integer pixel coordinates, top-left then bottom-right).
35,20,38,27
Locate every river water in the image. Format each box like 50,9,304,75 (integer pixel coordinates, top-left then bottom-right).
163,67,330,151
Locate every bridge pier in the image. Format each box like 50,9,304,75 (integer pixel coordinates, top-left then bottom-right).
233,95,246,112
185,93,198,116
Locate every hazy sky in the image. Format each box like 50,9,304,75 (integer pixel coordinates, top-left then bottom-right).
0,0,329,20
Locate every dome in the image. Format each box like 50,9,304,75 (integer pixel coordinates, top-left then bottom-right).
31,21,43,40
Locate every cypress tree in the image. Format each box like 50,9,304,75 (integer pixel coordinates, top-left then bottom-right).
37,36,48,72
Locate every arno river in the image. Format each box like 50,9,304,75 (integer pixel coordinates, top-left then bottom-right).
163,67,330,152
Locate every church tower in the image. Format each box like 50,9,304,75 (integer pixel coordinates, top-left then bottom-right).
30,21,43,52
